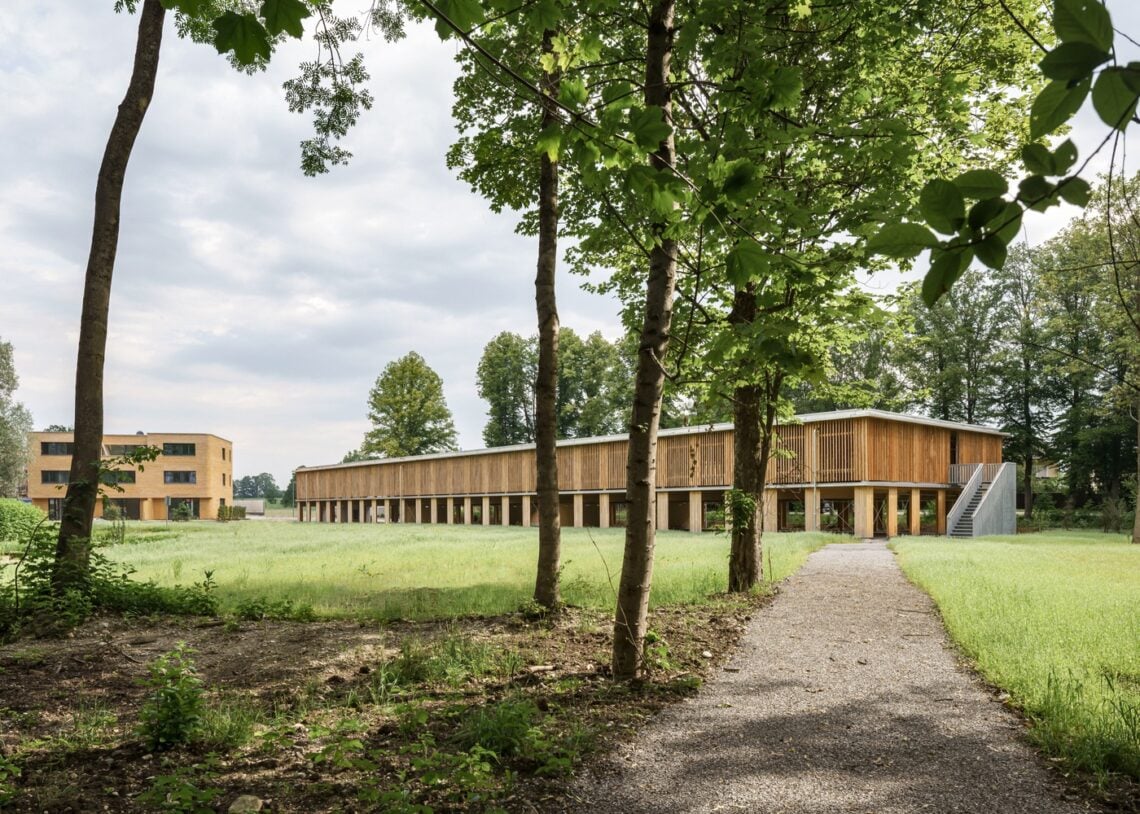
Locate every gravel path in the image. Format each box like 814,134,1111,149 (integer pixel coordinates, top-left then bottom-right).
569,541,1098,813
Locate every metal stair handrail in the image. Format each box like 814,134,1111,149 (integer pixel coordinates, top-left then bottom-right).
947,463,983,536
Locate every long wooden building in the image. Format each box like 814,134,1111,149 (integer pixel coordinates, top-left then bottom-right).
294,409,1014,538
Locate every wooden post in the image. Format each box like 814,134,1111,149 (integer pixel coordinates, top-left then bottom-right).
500,495,509,526
656,490,670,531
573,493,584,527
599,493,610,528
853,486,874,539
887,489,898,538
688,490,703,533
762,489,777,533
382,499,390,524
937,490,947,535
482,496,491,526
522,495,532,527
804,487,820,531
910,488,921,535
463,496,472,524
415,499,423,524
446,497,455,524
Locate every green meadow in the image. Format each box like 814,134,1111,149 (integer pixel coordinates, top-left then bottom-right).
894,532,1140,783
100,521,834,620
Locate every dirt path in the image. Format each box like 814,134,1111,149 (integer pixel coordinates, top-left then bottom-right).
568,541,1098,814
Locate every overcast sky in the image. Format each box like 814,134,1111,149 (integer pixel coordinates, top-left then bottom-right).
1,1,1138,485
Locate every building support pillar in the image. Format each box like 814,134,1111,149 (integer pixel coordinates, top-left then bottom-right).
762,489,777,533
599,493,610,528
937,490,947,535
431,499,439,524
853,486,874,539
573,493,584,528
447,497,456,524
910,488,921,535
887,488,898,538
804,487,820,532
482,496,491,526
688,490,703,533
522,495,532,527
656,490,670,531
415,499,423,524
463,496,472,525
501,495,509,526
382,499,390,524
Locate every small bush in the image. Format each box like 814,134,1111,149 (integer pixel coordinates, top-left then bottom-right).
170,503,194,522
233,596,316,622
454,698,540,759
0,500,46,544
137,643,204,751
216,505,247,522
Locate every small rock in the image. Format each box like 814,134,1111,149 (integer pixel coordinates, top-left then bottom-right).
701,650,713,659
228,795,263,813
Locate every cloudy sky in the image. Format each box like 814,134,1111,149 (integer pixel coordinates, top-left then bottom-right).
1,1,1137,484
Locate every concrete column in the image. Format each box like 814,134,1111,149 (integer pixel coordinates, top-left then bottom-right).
463,496,472,525
910,488,921,535
599,493,610,528
762,489,777,533
688,490,703,533
853,486,874,538
887,489,898,538
482,496,491,526
937,490,947,535
522,495,532,527
804,487,820,531
415,498,423,524
656,490,670,531
573,493,584,528
501,495,510,525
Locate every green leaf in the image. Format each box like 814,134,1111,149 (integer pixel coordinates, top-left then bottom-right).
433,0,484,39
525,0,562,31
722,160,760,202
867,223,940,259
213,11,271,65
1039,42,1111,81
968,197,1006,230
629,106,672,151
726,240,770,287
975,235,1008,270
260,0,309,38
1021,143,1056,175
1058,176,1092,206
989,202,1023,244
558,78,588,108
1018,175,1053,202
952,169,1008,200
919,179,965,234
602,81,635,108
1053,139,1079,174
1091,68,1139,130
1029,77,1091,140
535,123,561,162
922,247,972,306
1053,0,1113,52
1123,63,1140,95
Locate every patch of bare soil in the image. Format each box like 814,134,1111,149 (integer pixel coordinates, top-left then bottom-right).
0,596,764,812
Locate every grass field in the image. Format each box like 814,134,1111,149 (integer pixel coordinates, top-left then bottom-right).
99,521,834,620
893,531,1140,784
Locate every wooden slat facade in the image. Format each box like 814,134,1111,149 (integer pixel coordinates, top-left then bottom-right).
296,412,1003,502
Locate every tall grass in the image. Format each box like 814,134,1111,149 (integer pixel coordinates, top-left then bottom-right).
894,531,1140,783
99,522,832,621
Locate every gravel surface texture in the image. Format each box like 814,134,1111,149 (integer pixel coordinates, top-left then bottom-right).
568,541,1099,813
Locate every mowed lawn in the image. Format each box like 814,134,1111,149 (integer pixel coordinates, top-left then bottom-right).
101,522,834,620
893,531,1140,782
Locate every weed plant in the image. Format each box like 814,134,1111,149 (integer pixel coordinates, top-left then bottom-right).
894,532,1140,783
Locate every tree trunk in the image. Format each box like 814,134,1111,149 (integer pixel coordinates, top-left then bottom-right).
53,0,165,593
1133,400,1139,544
612,0,677,681
1022,353,1034,519
533,30,562,609
727,287,761,592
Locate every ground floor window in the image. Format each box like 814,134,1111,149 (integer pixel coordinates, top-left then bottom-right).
48,498,64,521
820,499,854,534
168,498,200,520
103,497,141,521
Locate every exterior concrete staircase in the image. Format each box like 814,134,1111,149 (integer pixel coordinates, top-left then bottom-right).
949,478,992,538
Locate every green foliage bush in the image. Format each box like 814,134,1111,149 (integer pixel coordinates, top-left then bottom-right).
215,505,247,522
0,499,46,544
137,643,204,751
170,502,194,522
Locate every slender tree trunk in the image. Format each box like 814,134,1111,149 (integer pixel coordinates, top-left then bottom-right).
1133,400,1139,544
53,0,165,593
727,287,760,591
1022,353,1034,519
612,0,677,681
533,30,562,609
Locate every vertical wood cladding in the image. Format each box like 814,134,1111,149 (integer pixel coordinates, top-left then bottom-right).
295,416,1004,501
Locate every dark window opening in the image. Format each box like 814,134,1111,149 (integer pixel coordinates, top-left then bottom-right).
106,444,140,456
167,497,200,519
949,432,958,466
164,470,197,484
48,498,64,520
41,470,69,484
163,443,196,456
100,469,136,485
41,442,74,456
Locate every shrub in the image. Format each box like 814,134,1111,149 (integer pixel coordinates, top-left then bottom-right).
0,500,46,544
170,503,194,522
137,643,204,751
